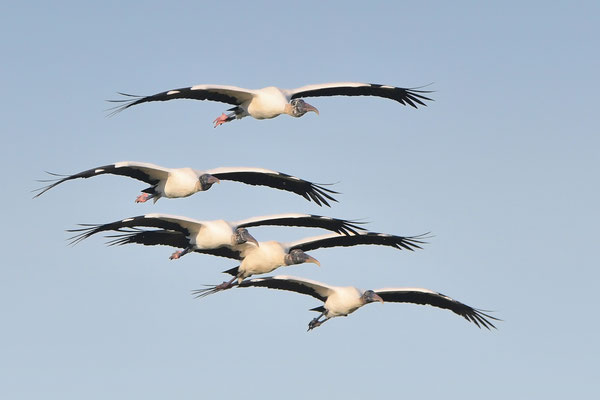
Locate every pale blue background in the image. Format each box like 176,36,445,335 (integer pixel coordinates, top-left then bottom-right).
2,1,598,398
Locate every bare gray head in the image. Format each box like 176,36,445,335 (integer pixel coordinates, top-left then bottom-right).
361,290,384,305
233,228,259,247
284,249,320,266
199,174,220,191
289,99,319,118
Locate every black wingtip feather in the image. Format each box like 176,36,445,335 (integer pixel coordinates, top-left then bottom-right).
65,225,99,246
191,286,228,299
105,93,147,117
31,172,70,198
469,309,501,330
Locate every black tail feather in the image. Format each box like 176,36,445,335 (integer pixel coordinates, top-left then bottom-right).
222,266,239,276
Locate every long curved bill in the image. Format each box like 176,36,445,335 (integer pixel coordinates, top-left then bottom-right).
303,102,319,115
373,293,384,304
200,173,220,190
305,254,321,266
240,230,259,247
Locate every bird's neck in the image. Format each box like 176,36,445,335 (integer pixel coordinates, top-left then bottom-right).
283,103,294,116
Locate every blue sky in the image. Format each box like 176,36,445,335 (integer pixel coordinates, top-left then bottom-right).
2,1,599,398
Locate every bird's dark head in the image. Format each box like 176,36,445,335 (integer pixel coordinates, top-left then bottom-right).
233,228,259,247
362,290,384,304
289,99,319,118
284,249,320,266
198,174,220,191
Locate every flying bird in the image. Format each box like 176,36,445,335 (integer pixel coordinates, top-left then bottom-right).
33,161,337,206
68,213,365,260
108,82,433,127
202,275,498,331
116,230,427,296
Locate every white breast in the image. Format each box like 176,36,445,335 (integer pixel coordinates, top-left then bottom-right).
239,241,287,277
191,220,234,249
324,287,364,317
162,168,200,198
247,87,289,119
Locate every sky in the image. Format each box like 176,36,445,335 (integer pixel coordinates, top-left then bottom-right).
2,1,599,398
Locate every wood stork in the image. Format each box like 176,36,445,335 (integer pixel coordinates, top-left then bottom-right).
108,82,433,127
111,230,427,295
34,161,337,206
68,213,364,260
204,275,498,331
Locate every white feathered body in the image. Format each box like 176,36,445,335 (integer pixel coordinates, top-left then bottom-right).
238,241,288,278
324,286,365,317
159,168,201,198
193,220,237,249
246,87,290,119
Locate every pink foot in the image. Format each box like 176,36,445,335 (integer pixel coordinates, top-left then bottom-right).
213,113,229,128
169,251,182,260
135,193,150,203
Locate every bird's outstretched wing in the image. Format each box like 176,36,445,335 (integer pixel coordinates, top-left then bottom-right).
205,166,339,207
287,231,428,252
374,287,499,329
106,229,243,260
238,275,335,302
286,82,433,108
67,213,201,245
107,84,257,116
233,213,364,236
33,161,169,198
106,228,189,249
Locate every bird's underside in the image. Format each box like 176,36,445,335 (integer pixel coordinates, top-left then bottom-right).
107,82,433,127
193,275,499,331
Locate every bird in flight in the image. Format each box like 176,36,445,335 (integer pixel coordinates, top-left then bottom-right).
204,275,498,331
67,213,364,260
33,162,337,206
187,231,427,297
108,82,433,127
